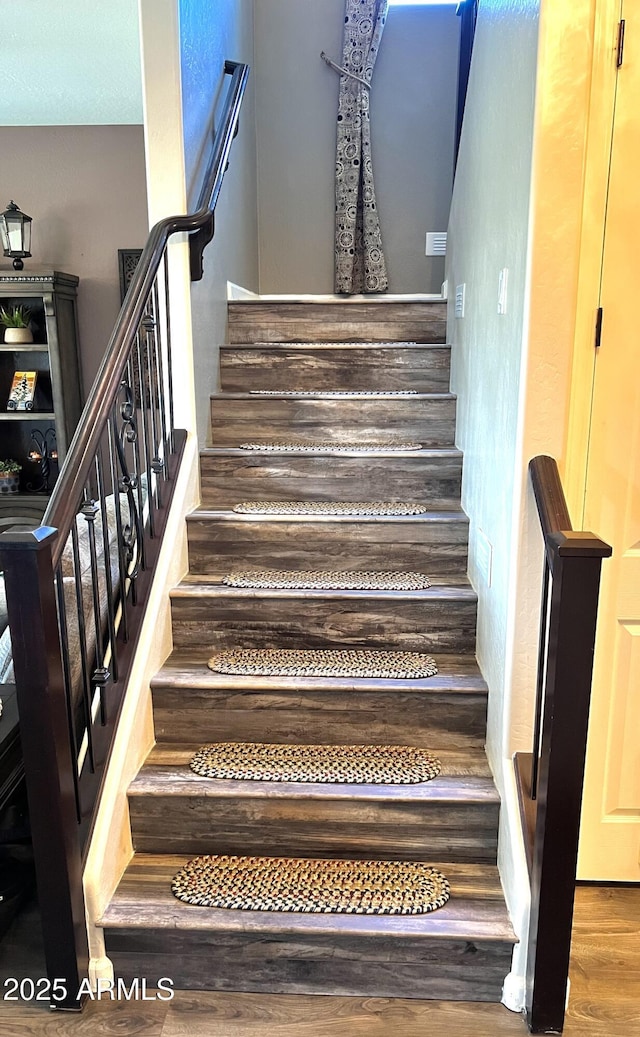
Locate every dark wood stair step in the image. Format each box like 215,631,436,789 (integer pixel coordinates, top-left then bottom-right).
128,746,499,862
169,579,478,654
151,650,488,750
199,447,462,509
186,508,469,577
220,343,451,393
210,391,457,448
227,299,447,344
101,854,515,1000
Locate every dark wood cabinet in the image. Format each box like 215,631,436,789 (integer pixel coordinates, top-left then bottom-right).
0,269,82,529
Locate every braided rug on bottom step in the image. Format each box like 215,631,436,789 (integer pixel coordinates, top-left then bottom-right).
171,854,451,914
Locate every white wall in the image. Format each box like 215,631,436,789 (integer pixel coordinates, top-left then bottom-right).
180,0,258,441
445,0,541,999
254,0,459,294
447,0,604,1001
0,0,142,125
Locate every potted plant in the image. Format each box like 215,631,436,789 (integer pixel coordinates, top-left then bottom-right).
0,305,33,344
0,459,21,494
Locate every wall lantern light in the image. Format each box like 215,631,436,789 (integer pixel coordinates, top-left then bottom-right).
0,200,32,270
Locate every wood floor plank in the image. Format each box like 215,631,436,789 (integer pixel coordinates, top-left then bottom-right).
2,887,637,1035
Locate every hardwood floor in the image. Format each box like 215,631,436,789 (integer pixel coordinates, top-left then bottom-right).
1,887,638,1036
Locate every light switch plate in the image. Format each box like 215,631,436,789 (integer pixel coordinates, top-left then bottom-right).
455,283,466,318
498,268,509,315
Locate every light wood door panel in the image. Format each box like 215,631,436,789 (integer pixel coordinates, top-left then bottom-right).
579,0,640,879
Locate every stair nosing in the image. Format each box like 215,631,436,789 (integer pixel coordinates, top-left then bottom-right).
210,390,457,401
169,582,477,603
129,763,499,804
201,446,462,459
186,508,469,525
151,649,488,693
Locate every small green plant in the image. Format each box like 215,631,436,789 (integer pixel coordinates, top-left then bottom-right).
0,305,32,329
0,458,22,474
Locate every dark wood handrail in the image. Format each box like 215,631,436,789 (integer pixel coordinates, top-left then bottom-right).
44,59,249,569
0,58,250,1010
529,454,573,538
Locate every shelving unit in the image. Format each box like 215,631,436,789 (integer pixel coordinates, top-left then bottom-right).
0,270,82,528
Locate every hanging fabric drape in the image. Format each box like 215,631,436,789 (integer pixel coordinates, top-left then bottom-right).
326,0,389,294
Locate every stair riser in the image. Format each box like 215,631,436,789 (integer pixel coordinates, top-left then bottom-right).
210,396,456,448
129,794,498,863
170,593,478,654
187,516,469,577
105,929,512,1001
220,346,451,393
227,300,447,344
151,686,488,750
200,453,462,509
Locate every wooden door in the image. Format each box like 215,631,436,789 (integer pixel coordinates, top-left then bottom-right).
578,1,640,880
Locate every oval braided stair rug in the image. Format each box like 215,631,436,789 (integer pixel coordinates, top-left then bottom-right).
222,569,431,591
189,742,442,783
208,648,438,680
232,501,430,516
171,855,451,915
238,440,422,452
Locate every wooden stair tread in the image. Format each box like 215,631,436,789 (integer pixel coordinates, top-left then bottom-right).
143,744,489,775
130,748,497,802
201,445,462,459
100,854,515,943
187,506,468,524
211,389,457,400
170,578,477,601
151,648,488,692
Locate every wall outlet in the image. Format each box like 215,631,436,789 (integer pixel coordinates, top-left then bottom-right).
498,267,509,315
475,527,493,587
455,283,466,318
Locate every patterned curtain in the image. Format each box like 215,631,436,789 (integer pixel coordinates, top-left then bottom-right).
332,0,389,294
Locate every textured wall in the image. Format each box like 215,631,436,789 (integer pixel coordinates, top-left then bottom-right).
0,0,142,125
446,0,540,772
445,0,541,991
254,0,459,294
0,125,149,392
179,0,258,441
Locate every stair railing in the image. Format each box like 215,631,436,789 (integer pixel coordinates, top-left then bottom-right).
515,455,611,1033
0,59,249,1010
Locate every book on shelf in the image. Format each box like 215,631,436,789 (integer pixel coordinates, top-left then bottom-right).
6,370,38,411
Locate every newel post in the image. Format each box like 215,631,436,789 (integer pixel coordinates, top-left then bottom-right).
0,526,88,1010
525,531,611,1034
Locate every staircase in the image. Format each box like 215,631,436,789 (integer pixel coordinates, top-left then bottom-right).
100,298,516,1002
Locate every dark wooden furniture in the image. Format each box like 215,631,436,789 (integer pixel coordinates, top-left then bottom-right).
0,686,32,942
0,270,82,528
0,688,21,818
